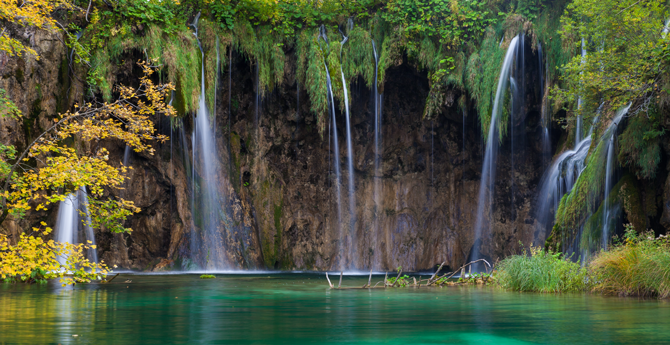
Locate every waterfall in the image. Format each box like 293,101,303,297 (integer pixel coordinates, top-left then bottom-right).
576,38,586,145
535,137,592,243
123,145,131,167
534,102,601,245
55,187,98,265
189,13,230,269
471,35,520,270
371,39,382,269
228,46,232,153
338,21,357,269
600,104,630,250
319,26,344,269
538,42,551,169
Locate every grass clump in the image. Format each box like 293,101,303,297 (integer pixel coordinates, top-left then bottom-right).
200,274,216,279
590,225,670,298
496,246,589,293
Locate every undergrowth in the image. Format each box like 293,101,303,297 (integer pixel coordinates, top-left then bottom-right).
496,246,589,293
499,225,670,299
590,225,670,298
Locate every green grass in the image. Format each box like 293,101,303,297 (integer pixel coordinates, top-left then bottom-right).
200,274,216,279
499,226,670,299
590,227,670,298
495,247,590,293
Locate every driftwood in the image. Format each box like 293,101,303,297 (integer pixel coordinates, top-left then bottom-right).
363,270,372,288
102,273,120,284
326,259,493,289
391,268,403,287
438,259,492,283
427,262,445,285
325,272,334,288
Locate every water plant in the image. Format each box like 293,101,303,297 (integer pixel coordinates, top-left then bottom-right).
200,274,216,279
496,246,590,293
590,225,670,298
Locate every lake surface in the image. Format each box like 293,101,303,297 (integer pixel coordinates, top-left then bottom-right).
0,273,668,344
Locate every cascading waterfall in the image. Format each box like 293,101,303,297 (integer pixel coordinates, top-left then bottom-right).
189,13,230,269
535,136,592,243
534,102,601,245
55,187,98,265
338,20,357,269
600,104,630,250
371,38,382,269
319,26,344,269
471,35,519,270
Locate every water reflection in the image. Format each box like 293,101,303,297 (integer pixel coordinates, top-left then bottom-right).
0,275,668,344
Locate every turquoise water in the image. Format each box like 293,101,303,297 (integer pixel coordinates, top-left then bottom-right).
1,273,669,344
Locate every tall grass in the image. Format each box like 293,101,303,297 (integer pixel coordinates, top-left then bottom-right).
497,226,670,298
590,227,670,298
496,247,590,293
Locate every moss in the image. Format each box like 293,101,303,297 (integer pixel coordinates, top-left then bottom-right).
297,30,328,134
465,27,507,141
232,18,285,97
200,19,232,113
549,170,647,252
342,26,375,88
56,56,70,113
86,24,202,112
618,114,662,180
15,60,24,84
619,174,646,234
273,199,283,266
229,131,241,193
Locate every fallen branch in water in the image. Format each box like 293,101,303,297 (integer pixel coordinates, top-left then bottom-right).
325,272,334,288
326,259,494,289
102,273,120,283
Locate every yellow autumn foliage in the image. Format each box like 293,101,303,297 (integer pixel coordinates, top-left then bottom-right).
0,60,174,283
0,226,109,285
0,0,70,59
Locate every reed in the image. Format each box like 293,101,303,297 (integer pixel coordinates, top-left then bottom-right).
590,227,670,298
496,247,590,293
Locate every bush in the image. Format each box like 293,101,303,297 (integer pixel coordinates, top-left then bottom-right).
589,225,670,298
496,246,589,293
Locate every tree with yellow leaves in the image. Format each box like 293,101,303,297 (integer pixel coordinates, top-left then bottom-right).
0,60,175,284
0,0,70,59
0,0,176,284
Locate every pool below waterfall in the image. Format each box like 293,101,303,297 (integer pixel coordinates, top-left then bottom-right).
1,273,668,344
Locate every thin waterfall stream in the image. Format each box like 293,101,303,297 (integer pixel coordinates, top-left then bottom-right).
55,187,98,265
371,38,382,269
339,20,357,269
189,13,230,269
319,26,344,269
471,35,519,271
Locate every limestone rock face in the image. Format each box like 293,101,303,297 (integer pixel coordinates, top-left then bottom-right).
0,28,67,242
0,31,593,272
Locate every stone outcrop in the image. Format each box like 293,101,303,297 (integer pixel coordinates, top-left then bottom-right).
4,30,665,272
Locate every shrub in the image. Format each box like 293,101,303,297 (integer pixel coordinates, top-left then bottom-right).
496,246,590,293
590,225,670,298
